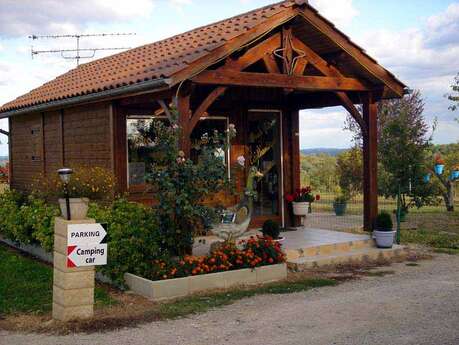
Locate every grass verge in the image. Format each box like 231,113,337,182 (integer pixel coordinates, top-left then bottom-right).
159,278,336,319
401,228,459,254
0,244,115,316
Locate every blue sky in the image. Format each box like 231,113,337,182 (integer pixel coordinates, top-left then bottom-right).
1,0,459,155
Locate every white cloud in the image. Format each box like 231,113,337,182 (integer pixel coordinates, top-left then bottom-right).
354,4,459,124
309,0,359,28
299,108,353,148
0,0,156,37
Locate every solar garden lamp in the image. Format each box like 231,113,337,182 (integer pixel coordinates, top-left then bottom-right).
58,168,73,220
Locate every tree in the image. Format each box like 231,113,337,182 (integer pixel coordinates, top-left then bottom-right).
345,90,439,211
336,147,362,197
428,146,459,211
446,73,459,123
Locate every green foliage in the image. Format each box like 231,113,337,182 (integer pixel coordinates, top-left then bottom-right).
300,153,338,192
401,229,459,251
0,190,59,252
88,199,168,287
375,211,393,231
32,165,117,201
132,108,234,255
262,219,281,239
336,147,363,197
447,73,459,117
378,90,439,210
333,194,349,205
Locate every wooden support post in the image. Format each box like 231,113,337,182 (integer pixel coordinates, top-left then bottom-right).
363,93,378,231
176,90,191,156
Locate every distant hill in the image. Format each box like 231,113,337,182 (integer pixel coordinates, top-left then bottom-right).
301,148,347,156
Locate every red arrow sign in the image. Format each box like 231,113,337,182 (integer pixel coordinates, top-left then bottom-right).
67,245,77,268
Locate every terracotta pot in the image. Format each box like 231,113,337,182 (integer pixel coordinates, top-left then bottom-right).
292,202,309,216
58,198,90,220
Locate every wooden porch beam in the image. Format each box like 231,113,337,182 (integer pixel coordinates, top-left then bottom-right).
298,8,405,97
175,91,192,155
193,70,370,92
189,86,227,133
169,8,297,85
157,99,173,121
292,58,308,76
290,36,367,135
362,93,378,231
262,55,281,74
224,33,282,71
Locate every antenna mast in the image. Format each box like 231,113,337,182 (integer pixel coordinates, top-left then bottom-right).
29,32,136,66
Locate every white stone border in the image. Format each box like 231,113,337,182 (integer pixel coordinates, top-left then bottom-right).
125,263,287,301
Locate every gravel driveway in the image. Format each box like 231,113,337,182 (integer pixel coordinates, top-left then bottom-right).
2,254,459,345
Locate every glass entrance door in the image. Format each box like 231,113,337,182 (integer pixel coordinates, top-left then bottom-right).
247,111,283,226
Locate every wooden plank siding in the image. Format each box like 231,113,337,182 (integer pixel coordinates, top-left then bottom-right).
10,113,43,190
10,102,113,192
62,103,112,169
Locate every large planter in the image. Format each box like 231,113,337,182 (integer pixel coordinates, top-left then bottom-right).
58,198,89,220
373,230,396,248
292,202,309,216
452,170,459,180
125,263,287,301
434,164,445,175
333,202,347,216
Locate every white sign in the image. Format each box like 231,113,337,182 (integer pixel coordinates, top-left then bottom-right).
68,224,107,246
67,223,107,268
67,244,107,267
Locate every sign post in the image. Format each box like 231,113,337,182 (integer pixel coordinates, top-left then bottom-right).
52,218,107,321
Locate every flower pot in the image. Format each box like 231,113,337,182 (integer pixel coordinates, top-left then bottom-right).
452,170,459,180
333,202,347,216
434,164,444,175
274,236,285,244
396,210,407,223
58,198,90,220
292,202,309,216
423,173,431,183
373,230,396,248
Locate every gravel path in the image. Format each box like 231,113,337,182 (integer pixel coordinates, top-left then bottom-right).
2,254,459,345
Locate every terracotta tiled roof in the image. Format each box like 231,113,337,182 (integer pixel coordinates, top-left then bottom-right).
0,0,298,113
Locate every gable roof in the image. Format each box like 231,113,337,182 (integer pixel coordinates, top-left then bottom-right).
0,0,406,116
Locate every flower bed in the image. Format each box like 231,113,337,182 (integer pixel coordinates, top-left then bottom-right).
125,236,287,300
146,236,285,281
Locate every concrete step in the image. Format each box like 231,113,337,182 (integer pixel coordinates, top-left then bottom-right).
285,238,375,261
287,245,408,271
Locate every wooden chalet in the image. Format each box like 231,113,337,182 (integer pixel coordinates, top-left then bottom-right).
0,0,406,229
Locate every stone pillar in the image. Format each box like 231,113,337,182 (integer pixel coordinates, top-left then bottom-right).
52,217,96,322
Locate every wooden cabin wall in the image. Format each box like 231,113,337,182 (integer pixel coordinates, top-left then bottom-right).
9,102,113,192
9,113,43,191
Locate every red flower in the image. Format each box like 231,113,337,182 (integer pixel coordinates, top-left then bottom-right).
285,194,294,203
316,194,321,201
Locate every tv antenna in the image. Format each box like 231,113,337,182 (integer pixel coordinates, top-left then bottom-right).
29,32,136,66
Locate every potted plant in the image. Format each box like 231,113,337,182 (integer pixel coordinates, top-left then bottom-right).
285,187,319,217
373,211,395,248
262,219,284,242
452,164,459,180
434,156,445,175
333,194,348,216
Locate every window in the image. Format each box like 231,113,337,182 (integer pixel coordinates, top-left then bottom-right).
126,115,230,188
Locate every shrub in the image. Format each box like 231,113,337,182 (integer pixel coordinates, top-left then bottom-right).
333,194,349,205
375,211,393,231
0,190,59,251
147,236,285,281
32,165,117,202
262,220,281,239
88,199,169,286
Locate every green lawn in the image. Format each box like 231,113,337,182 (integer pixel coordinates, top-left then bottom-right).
0,244,114,316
